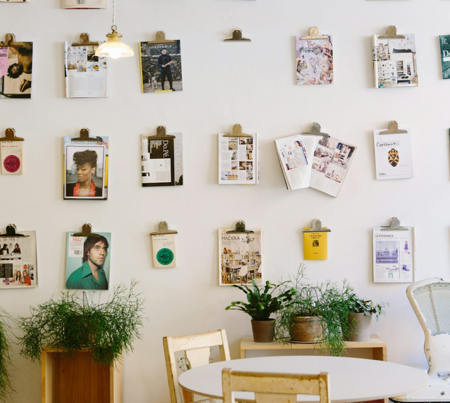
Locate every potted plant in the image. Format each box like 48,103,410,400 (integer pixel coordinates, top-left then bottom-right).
346,293,388,341
0,308,14,402
225,279,296,343
17,281,144,366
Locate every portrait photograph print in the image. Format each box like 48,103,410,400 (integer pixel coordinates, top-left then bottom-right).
0,42,33,98
63,135,109,200
62,0,107,8
139,40,183,93
66,232,111,290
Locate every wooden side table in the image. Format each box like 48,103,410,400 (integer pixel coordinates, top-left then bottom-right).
41,349,123,403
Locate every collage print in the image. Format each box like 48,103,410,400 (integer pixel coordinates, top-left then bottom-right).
296,35,333,85
219,134,256,184
0,231,37,289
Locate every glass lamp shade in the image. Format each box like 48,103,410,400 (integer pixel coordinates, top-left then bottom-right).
95,30,134,59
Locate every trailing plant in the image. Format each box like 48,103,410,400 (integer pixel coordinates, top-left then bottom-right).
225,279,296,321
346,293,388,321
0,308,15,402
17,280,145,367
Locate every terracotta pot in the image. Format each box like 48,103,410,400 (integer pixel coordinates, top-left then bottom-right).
251,319,275,343
348,312,372,341
289,316,324,342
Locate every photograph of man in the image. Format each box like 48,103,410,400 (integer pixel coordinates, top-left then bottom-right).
1,42,33,98
66,235,110,290
158,48,175,91
65,145,106,199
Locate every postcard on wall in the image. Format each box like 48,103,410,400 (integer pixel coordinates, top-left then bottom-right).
274,135,317,190
310,136,356,197
0,231,37,289
63,135,109,200
65,41,108,98
1,141,23,175
139,40,183,93
296,35,333,85
62,0,107,8
0,42,33,98
373,34,418,88
219,229,262,286
374,129,413,180
219,133,259,185
141,133,183,187
373,227,414,283
439,35,450,79
151,235,177,268
66,232,111,290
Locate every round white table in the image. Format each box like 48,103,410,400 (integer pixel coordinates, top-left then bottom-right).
178,356,429,402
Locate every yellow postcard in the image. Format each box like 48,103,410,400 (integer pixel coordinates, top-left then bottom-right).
303,228,328,260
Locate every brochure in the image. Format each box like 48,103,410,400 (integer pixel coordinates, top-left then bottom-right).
0,231,37,289
373,227,414,283
62,0,107,8
310,136,357,197
63,135,109,200
373,33,418,88
0,43,33,98
1,141,23,175
303,228,328,260
65,232,111,290
374,129,413,180
152,234,177,268
65,41,108,98
296,34,333,85
219,228,262,286
439,35,450,80
141,132,183,187
274,135,317,190
219,133,258,185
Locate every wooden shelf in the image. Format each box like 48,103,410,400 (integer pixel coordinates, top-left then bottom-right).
41,349,123,403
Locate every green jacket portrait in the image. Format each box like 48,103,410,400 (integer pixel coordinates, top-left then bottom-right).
66,260,109,290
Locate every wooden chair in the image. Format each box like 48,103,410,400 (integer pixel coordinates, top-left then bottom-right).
222,368,330,403
163,329,231,403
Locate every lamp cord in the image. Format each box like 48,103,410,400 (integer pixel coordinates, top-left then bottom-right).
112,0,116,30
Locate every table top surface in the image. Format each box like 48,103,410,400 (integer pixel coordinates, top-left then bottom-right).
178,356,429,402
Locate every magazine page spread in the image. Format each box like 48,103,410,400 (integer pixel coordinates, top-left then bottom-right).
296,35,333,85
310,136,356,197
0,43,33,99
219,229,262,286
373,34,418,88
63,135,109,200
0,231,37,289
373,227,414,283
141,133,183,187
1,141,23,175
219,133,258,185
374,129,413,180
274,135,317,190
65,41,108,98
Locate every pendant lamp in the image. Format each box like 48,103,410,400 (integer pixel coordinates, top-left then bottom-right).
95,0,134,59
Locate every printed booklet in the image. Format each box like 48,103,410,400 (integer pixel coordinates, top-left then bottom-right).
0,42,33,98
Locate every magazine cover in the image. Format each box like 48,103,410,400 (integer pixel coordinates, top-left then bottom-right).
0,42,33,98
63,135,109,200
310,136,357,197
66,232,111,290
152,234,177,268
296,35,333,85
0,231,37,289
141,133,183,187
62,0,107,8
439,35,450,79
139,40,183,93
274,135,317,190
373,34,418,88
1,141,23,175
219,228,262,286
219,134,258,185
374,129,413,180
373,227,414,283
65,40,108,98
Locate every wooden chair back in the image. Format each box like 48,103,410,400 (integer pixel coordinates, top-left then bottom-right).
163,329,231,403
222,368,330,403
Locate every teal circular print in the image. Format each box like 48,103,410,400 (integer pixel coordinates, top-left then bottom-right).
157,248,174,265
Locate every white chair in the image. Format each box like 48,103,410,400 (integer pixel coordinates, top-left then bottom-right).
237,266,248,283
391,277,450,402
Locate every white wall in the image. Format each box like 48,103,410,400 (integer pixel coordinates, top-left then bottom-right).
0,0,449,401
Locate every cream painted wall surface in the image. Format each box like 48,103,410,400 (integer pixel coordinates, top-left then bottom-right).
0,0,448,401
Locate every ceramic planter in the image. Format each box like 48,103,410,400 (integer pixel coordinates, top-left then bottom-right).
289,316,324,342
251,319,275,343
348,312,373,341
